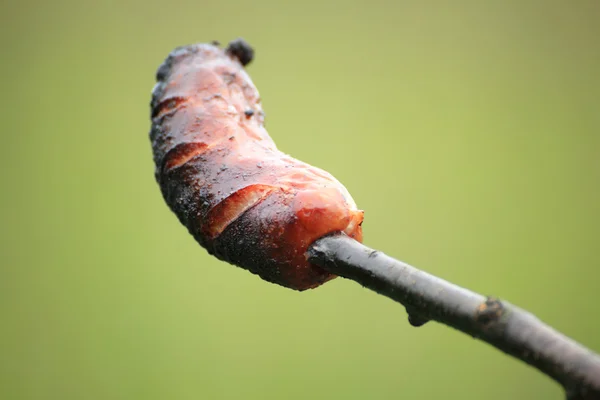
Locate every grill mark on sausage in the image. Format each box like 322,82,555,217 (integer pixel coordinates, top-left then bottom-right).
204,184,277,238
162,142,209,171
152,96,189,119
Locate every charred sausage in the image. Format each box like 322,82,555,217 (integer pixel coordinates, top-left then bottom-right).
150,39,363,290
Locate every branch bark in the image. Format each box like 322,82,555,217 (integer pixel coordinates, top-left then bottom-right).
307,234,600,400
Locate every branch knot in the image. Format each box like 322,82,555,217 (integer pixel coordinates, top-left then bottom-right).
475,296,505,331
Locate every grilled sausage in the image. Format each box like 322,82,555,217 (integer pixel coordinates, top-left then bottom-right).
150,39,364,290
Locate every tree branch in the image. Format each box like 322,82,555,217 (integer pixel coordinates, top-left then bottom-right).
307,234,600,400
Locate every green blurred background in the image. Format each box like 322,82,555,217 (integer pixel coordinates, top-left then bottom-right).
1,0,599,399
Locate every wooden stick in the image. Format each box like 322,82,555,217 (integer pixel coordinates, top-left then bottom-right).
308,234,600,400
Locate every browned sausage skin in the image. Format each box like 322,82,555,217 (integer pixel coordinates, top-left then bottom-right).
150,39,364,290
